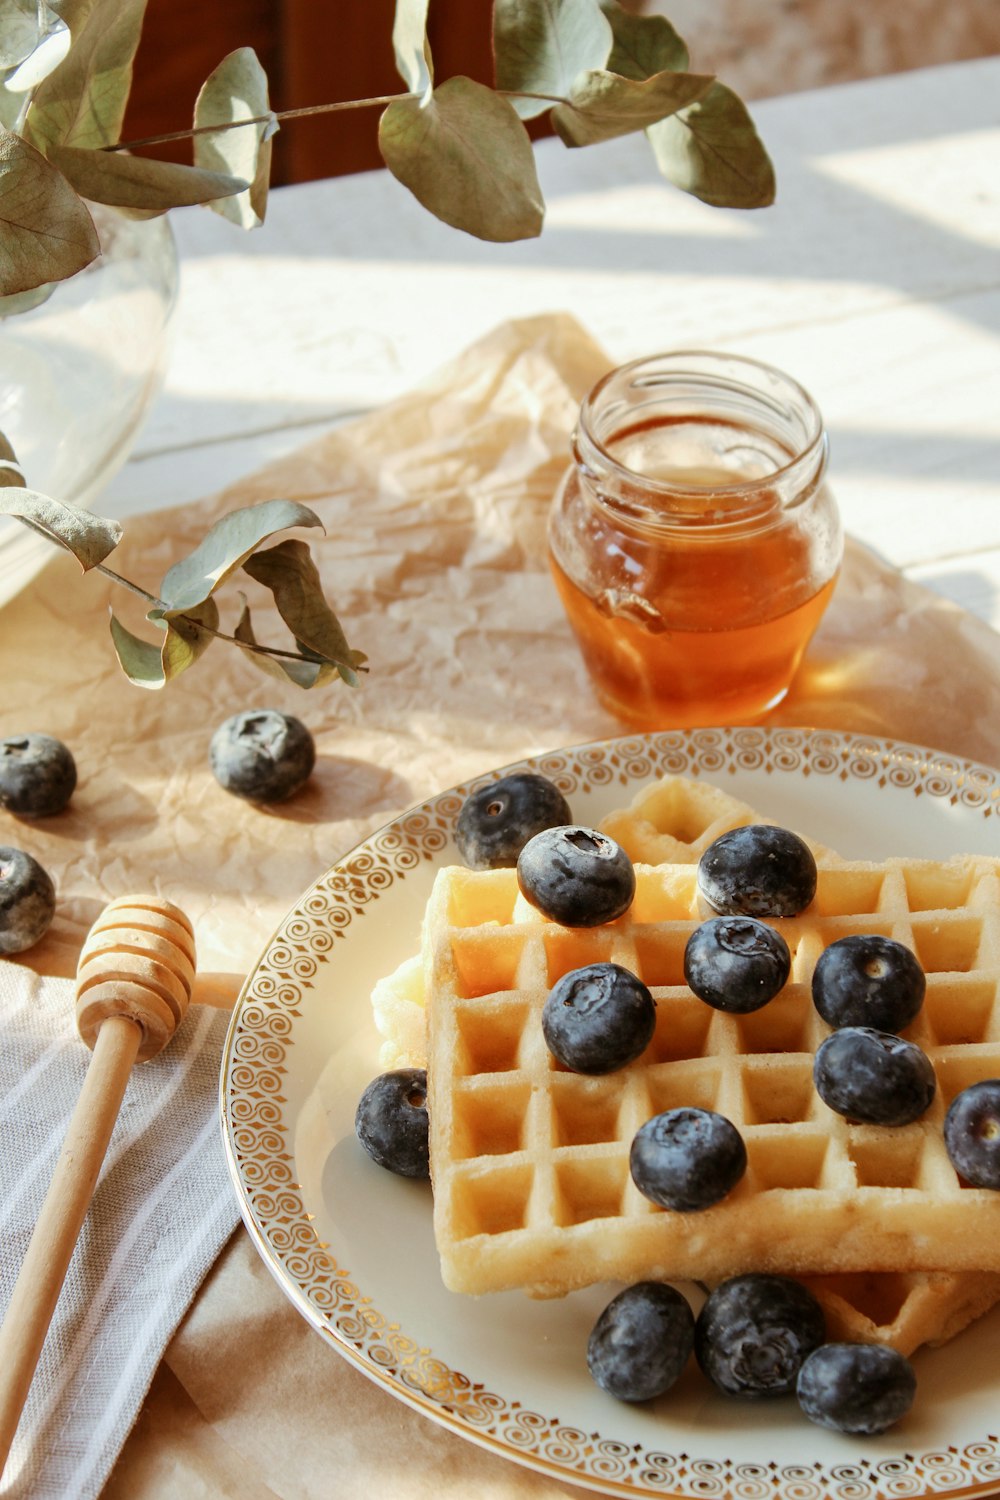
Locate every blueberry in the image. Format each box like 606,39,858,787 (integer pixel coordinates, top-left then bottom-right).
695,1274,826,1398
684,916,790,1013
697,825,817,918
455,772,572,870
943,1080,1000,1188
542,963,655,1074
0,846,56,955
812,934,925,1032
813,1026,935,1126
517,826,635,927
0,734,76,817
797,1342,916,1434
209,709,315,802
630,1108,746,1212
587,1282,695,1401
355,1068,429,1179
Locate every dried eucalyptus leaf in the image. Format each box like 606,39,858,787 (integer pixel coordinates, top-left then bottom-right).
49,143,248,211
0,484,121,567
242,539,367,687
646,80,775,208
193,47,272,229
0,282,55,316
0,1,40,71
24,0,147,152
159,596,220,680
158,498,324,614
0,127,99,294
494,0,612,120
234,595,334,689
110,596,220,688
392,0,432,99
109,612,165,688
0,82,21,130
553,67,712,147
599,0,687,79
379,77,543,243
3,12,68,92
0,431,24,486
0,0,59,70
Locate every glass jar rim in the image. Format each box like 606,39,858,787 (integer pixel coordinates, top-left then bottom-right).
576,348,827,509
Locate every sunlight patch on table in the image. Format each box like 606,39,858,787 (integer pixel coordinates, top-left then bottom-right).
814,130,1000,249
545,184,757,237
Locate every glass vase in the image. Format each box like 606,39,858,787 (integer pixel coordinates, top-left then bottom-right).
0,203,179,607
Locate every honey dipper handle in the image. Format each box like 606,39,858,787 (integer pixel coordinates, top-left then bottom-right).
0,1015,141,1474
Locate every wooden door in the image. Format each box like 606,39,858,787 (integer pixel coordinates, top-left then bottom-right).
125,0,500,184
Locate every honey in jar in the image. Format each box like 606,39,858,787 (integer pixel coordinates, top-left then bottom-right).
548,352,843,729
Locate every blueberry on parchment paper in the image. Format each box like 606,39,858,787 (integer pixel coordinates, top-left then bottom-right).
209,709,315,803
0,846,56,955
0,733,76,817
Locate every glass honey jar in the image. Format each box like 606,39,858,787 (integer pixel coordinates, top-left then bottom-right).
548,350,843,729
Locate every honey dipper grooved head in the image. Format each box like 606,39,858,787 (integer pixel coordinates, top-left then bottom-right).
75,895,196,1061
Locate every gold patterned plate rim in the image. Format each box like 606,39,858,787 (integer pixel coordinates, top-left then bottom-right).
220,727,1000,1500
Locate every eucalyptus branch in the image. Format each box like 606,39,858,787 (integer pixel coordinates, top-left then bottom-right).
13,80,34,134
101,95,420,155
94,561,158,603
94,561,364,673
0,0,776,303
1,474,365,690
495,90,568,106
102,89,570,157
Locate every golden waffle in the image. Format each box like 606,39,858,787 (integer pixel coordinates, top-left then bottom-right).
368,773,1000,1347
425,850,1000,1297
801,1270,1000,1356
599,773,841,867
372,772,829,1071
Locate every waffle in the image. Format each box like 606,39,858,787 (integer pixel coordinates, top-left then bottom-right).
598,773,841,867
801,1270,1000,1356
372,772,833,1071
366,773,1000,1348
425,849,1000,1297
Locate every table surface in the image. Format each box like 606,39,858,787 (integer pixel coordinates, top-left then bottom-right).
101,55,1000,635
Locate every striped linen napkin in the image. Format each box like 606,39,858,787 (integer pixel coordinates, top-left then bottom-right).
0,960,239,1500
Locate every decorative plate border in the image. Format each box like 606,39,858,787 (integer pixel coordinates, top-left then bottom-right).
221,727,1000,1500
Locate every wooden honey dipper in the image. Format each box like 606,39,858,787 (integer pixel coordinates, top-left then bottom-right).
0,894,196,1475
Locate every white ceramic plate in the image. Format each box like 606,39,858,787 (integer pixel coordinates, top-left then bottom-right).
221,727,1000,1500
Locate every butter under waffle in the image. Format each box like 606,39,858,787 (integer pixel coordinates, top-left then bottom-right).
425,849,1000,1297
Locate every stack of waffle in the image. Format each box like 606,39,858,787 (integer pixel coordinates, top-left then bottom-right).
374,775,1000,1355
